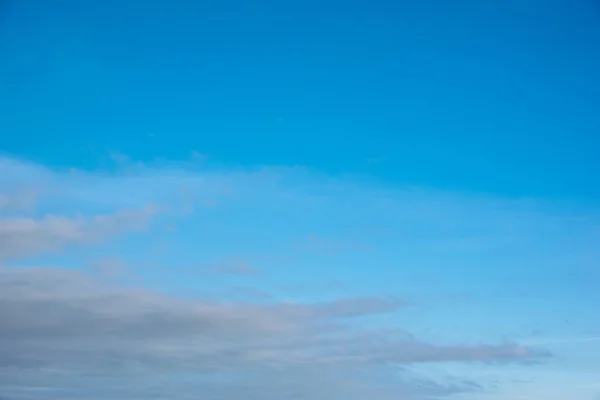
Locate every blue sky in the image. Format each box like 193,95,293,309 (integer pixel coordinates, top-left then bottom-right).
1,0,600,399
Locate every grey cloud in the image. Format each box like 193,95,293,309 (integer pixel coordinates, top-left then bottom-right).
0,206,155,261
0,266,548,400
0,267,401,343
0,368,475,400
89,257,130,280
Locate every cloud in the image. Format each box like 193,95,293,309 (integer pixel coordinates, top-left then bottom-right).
5,154,594,399
0,189,38,213
0,206,156,261
89,257,131,280
0,266,546,400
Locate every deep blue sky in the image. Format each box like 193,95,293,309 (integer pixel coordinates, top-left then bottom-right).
2,0,600,198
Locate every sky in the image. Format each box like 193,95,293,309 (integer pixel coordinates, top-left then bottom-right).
1,0,600,399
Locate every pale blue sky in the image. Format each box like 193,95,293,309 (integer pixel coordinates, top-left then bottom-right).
1,1,600,399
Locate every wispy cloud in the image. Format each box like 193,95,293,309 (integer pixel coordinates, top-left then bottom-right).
0,206,156,261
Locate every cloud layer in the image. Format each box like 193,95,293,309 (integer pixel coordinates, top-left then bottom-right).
3,155,589,400
0,265,545,400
